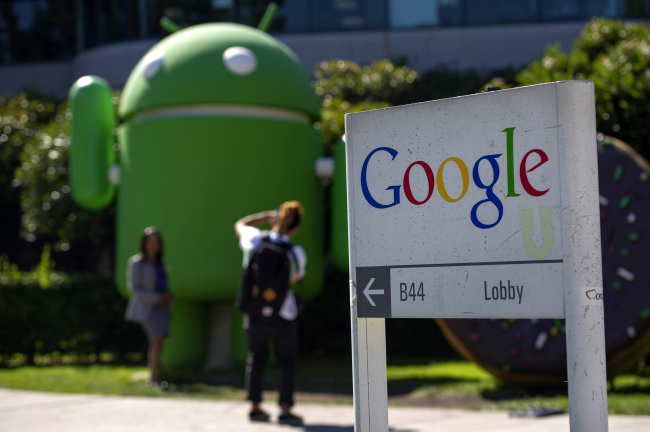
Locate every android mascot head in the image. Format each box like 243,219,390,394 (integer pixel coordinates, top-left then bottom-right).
68,6,323,367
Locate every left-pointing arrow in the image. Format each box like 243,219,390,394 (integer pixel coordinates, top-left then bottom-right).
363,278,384,307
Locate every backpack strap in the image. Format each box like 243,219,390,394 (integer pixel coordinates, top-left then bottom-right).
286,243,298,268
257,233,300,282
279,241,299,276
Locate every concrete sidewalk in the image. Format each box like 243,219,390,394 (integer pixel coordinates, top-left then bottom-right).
1,388,649,431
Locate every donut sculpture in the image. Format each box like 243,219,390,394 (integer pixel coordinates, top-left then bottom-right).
437,135,650,385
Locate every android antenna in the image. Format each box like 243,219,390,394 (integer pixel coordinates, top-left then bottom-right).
160,17,182,34
258,3,278,32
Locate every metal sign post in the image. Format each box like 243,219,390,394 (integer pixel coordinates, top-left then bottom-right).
346,81,607,431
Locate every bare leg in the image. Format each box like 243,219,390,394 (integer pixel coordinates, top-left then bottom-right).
149,335,164,383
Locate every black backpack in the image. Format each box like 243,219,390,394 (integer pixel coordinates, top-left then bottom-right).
237,235,295,322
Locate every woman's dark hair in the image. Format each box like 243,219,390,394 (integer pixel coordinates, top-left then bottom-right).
140,226,164,267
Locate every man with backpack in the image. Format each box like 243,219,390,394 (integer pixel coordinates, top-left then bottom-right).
234,201,306,424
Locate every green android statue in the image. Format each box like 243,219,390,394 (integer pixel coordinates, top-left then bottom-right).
68,12,325,367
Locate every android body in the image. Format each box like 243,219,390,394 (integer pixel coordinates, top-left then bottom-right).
70,23,323,367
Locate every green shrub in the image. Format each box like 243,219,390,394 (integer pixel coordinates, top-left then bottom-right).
409,64,519,104
314,59,520,154
14,101,116,252
0,90,117,261
505,18,650,158
314,59,418,153
0,269,146,365
0,90,62,261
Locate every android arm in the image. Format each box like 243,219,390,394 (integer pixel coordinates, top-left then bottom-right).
68,75,117,210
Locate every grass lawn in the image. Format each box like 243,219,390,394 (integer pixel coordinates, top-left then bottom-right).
387,358,650,415
0,357,649,415
0,363,241,400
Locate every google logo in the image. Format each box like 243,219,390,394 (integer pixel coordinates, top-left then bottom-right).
360,127,550,229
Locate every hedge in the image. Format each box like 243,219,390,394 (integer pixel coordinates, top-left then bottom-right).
0,272,146,364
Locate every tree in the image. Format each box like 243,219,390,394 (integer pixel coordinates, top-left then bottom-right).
0,90,60,265
501,18,650,158
313,59,418,153
0,90,116,271
14,103,116,255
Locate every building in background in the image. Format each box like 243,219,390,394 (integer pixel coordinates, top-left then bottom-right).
1,0,649,96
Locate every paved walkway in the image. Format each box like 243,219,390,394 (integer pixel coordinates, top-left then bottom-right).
1,388,649,431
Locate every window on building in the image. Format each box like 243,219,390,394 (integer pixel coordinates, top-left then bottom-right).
0,0,76,64
154,0,233,30
540,0,617,20
309,0,387,32
80,0,140,50
147,0,286,35
389,0,441,28
620,0,650,17
2,0,650,66
465,0,538,25
388,0,632,28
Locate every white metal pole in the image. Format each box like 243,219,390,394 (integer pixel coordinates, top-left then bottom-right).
557,81,609,431
350,313,388,432
346,110,389,432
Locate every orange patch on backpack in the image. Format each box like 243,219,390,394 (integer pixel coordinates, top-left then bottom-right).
263,288,277,302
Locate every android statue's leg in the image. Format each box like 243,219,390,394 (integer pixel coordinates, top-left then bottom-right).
162,300,208,368
231,306,248,365
204,302,236,370
201,303,247,369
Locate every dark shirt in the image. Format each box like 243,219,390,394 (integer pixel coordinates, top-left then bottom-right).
154,267,168,293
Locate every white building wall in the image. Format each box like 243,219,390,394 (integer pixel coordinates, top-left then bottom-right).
1,61,71,97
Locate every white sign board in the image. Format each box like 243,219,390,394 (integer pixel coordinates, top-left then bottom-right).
346,81,607,432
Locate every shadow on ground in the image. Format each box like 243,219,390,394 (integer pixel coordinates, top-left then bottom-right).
480,383,567,402
285,426,415,432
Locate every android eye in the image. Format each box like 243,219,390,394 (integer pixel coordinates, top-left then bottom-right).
142,50,165,79
223,47,257,76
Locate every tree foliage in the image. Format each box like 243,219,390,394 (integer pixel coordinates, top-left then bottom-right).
0,90,116,265
0,90,60,203
314,59,418,152
0,90,61,262
412,64,518,104
0,271,145,364
14,102,115,251
314,59,520,153
500,18,650,158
